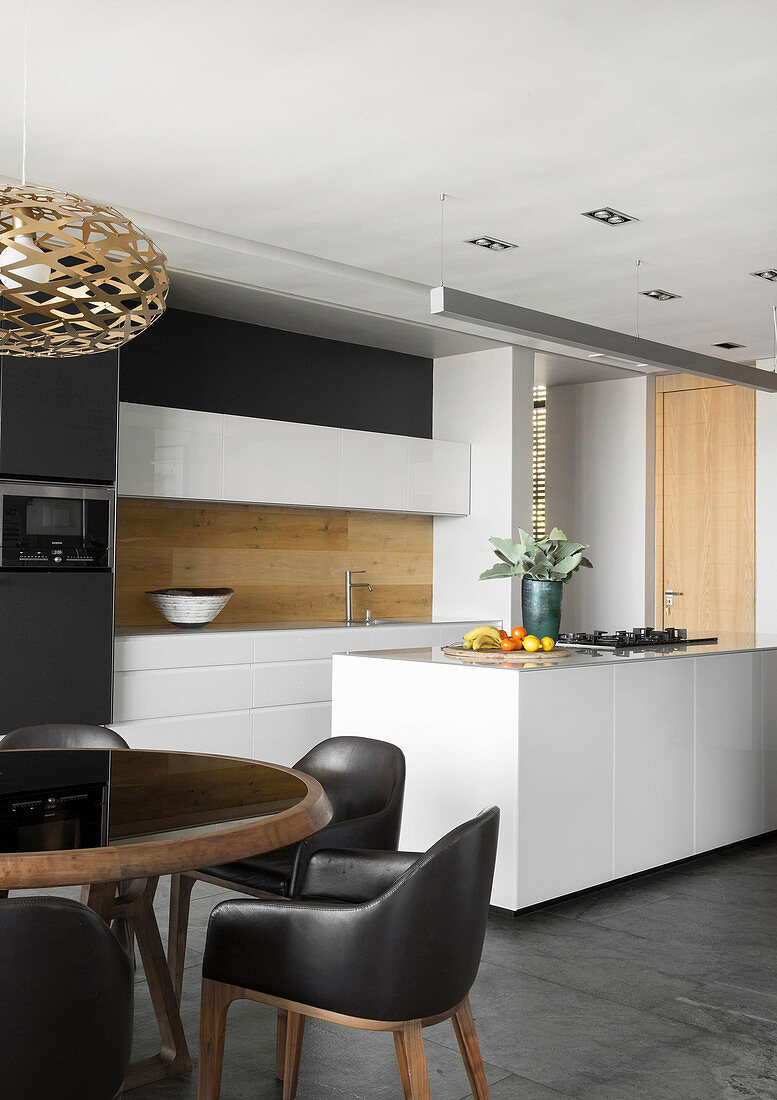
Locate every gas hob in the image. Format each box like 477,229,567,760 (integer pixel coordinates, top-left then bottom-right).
557,627,718,650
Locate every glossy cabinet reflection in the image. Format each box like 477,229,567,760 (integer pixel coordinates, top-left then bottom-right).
119,403,223,501
222,415,341,507
118,402,470,516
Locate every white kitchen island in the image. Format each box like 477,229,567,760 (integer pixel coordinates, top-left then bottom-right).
331,636,777,912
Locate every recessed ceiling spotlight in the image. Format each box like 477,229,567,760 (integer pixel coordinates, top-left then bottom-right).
581,207,636,226
713,341,745,349
641,288,681,302
750,269,777,282
466,236,517,251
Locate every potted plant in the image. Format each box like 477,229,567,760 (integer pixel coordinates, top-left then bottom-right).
479,528,592,641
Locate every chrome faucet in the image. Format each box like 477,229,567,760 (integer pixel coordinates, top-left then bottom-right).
345,570,373,623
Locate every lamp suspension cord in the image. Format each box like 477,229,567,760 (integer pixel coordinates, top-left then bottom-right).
635,258,642,339
772,303,777,374
21,0,29,187
439,192,446,287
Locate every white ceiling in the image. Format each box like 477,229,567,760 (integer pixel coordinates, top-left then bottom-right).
3,0,777,377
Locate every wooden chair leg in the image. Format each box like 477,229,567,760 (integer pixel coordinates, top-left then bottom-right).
198,978,234,1100
452,997,489,1099
282,1011,306,1100
168,872,196,1003
393,1021,431,1100
276,1008,288,1080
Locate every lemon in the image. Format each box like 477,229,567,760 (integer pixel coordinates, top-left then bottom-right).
522,635,541,652
540,637,555,651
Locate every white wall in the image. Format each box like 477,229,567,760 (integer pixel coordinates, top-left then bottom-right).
545,376,649,633
432,346,534,626
756,359,777,632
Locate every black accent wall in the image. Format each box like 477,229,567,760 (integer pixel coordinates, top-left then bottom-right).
119,309,433,438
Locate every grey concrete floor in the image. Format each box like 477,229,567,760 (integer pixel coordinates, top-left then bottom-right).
39,834,777,1098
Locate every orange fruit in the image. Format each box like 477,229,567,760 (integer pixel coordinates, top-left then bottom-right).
500,638,515,651
522,635,541,652
540,637,555,651
511,627,527,641
499,629,508,639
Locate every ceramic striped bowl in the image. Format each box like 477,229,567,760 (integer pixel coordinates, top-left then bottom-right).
145,588,234,628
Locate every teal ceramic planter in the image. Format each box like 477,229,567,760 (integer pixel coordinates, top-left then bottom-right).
521,577,563,641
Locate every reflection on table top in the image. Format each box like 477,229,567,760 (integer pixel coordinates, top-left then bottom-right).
0,748,331,889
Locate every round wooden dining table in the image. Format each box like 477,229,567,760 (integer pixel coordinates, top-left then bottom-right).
0,747,332,1092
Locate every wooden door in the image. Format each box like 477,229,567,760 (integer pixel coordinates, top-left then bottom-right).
656,375,755,636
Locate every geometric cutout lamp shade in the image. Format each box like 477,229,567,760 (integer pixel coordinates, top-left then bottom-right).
0,185,169,357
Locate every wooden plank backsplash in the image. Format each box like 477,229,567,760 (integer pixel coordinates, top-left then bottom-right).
115,498,433,627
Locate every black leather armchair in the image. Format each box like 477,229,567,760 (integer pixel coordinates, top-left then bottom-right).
198,806,499,1100
168,735,406,1000
0,722,129,749
0,896,134,1099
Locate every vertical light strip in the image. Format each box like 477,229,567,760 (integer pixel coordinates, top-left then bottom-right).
532,384,547,539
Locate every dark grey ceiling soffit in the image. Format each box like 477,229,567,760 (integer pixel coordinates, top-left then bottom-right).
430,285,777,392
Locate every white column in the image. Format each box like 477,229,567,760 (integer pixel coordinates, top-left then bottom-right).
756,359,777,632
432,346,534,625
545,376,649,632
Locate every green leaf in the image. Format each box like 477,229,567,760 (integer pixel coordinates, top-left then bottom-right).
547,526,568,541
488,536,521,565
555,541,586,561
516,527,537,549
479,563,514,580
580,556,594,569
554,551,582,574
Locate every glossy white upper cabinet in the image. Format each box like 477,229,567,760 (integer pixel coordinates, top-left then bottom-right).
118,403,223,501
222,415,341,507
408,437,470,515
340,429,409,512
118,403,470,516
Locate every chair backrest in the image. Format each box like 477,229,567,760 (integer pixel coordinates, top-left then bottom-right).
0,723,129,750
0,896,133,1098
360,806,500,1020
294,736,405,825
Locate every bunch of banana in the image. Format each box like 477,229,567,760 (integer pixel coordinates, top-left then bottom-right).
462,625,502,651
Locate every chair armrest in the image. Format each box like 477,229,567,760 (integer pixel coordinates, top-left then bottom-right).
297,848,421,903
288,807,401,896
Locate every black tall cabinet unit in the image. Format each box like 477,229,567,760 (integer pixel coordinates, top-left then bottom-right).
0,353,118,483
0,352,119,736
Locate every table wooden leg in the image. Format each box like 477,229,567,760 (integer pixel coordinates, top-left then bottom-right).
84,877,192,1091
83,880,117,922
124,877,192,1089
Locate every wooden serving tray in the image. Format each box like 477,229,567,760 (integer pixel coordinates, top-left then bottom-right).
442,644,572,664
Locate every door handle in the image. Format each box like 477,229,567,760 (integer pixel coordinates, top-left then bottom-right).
665,590,683,596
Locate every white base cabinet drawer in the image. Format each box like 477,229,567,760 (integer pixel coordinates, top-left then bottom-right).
115,632,252,672
252,629,366,664
113,664,252,722
112,710,252,757
251,702,332,767
252,659,332,708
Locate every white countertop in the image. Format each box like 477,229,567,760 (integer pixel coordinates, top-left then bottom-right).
340,633,777,671
115,617,493,638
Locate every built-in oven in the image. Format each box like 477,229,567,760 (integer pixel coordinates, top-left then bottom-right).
0,481,114,570
0,750,110,853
